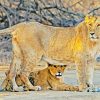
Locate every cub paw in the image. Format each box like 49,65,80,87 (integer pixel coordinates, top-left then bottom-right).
35,86,42,91
29,86,42,91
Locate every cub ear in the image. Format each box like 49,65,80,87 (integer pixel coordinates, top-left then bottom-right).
85,15,97,25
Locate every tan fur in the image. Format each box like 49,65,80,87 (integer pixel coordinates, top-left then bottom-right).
6,64,79,91
28,64,79,91
0,16,100,91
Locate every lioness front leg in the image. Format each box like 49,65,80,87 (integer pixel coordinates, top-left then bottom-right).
85,58,95,91
52,83,79,91
75,56,87,91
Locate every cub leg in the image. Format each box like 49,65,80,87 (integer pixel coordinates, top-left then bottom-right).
52,83,79,91
19,73,41,91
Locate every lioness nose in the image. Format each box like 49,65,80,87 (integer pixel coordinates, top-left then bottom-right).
90,32,95,35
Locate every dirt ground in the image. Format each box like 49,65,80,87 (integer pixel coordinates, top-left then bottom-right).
0,70,100,100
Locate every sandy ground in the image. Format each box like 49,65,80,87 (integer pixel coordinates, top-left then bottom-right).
0,70,100,100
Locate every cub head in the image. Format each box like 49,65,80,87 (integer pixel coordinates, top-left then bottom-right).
48,63,66,78
85,15,100,41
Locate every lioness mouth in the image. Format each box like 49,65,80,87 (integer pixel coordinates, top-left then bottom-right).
90,36,99,41
91,36,98,39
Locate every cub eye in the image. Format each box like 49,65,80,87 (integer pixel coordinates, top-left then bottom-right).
64,65,66,67
61,65,66,67
54,65,57,68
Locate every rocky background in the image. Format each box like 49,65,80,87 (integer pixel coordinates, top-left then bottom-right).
0,0,100,66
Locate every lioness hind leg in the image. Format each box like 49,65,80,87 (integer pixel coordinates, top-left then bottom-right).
0,75,23,92
19,73,41,91
2,75,24,91
3,39,24,92
0,78,9,91
15,75,24,86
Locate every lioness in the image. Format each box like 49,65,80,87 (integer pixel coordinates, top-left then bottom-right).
0,15,100,91
5,64,79,91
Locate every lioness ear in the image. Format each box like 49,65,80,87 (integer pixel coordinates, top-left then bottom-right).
85,15,97,25
97,24,100,27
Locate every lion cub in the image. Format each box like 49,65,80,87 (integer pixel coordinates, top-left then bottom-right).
28,64,79,91
6,64,79,91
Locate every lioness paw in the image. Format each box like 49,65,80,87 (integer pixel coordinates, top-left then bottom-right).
13,86,24,92
0,86,4,92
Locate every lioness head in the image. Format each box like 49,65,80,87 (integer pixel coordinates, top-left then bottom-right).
85,15,100,41
48,64,66,78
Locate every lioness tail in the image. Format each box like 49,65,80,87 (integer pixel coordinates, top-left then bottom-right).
0,26,15,34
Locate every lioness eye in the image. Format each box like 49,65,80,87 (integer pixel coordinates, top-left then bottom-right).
89,24,92,26
97,24,100,27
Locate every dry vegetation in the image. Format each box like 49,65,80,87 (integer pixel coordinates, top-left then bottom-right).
0,0,100,29
0,0,100,68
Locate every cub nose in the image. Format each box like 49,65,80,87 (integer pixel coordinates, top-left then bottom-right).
90,32,95,35
58,72,61,73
